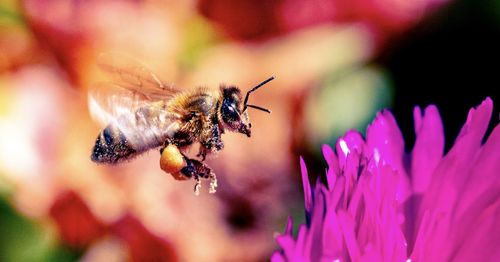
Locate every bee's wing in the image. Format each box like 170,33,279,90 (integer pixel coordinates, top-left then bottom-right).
97,52,180,101
88,82,150,127
90,54,184,151
89,83,182,151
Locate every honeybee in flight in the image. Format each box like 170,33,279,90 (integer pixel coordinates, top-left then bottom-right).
89,54,274,195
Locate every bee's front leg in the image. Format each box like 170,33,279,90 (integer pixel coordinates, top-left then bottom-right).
197,122,224,161
211,122,224,151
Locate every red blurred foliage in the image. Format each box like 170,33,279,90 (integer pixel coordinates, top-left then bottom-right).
21,0,91,85
277,0,342,32
50,192,178,260
198,0,283,41
49,191,107,248
198,0,446,45
111,215,178,262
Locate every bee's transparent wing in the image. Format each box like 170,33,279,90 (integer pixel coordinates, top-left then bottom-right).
90,53,183,150
88,83,181,151
88,82,150,127
97,52,180,101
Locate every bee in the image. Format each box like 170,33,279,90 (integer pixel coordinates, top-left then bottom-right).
89,54,274,195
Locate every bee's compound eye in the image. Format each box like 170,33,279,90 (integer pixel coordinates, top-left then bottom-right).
249,123,252,128
221,100,239,123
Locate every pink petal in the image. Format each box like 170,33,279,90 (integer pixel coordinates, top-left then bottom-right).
342,152,362,208
295,225,309,259
336,138,350,167
366,110,406,176
455,121,500,219
304,188,326,261
456,97,493,142
415,98,494,259
335,130,365,169
327,175,346,212
274,216,295,258
451,201,500,261
270,253,286,262
284,216,294,235
338,211,361,261
300,157,313,222
326,168,337,191
413,106,423,132
411,105,444,193
275,235,297,259
410,211,431,261
341,130,365,154
322,144,337,168
322,207,343,257
449,187,500,261
323,144,339,189
411,210,452,261
419,98,493,218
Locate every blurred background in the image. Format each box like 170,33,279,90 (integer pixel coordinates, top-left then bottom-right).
0,0,499,261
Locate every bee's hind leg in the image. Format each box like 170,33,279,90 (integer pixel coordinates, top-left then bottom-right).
208,173,217,194
160,138,173,154
180,156,217,195
194,176,201,196
160,139,217,195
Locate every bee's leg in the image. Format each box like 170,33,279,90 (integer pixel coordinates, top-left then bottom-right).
197,146,209,161
180,156,212,178
194,176,201,196
208,173,217,194
160,138,172,154
180,156,217,195
198,122,224,160
209,122,224,151
160,137,216,194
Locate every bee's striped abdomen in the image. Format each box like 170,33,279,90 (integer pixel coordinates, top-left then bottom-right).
91,125,137,164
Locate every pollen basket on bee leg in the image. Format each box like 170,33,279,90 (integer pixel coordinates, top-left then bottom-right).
160,144,189,180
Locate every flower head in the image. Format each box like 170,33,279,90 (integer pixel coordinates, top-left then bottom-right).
273,98,499,261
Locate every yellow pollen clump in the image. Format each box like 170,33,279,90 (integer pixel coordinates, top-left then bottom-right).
160,144,187,180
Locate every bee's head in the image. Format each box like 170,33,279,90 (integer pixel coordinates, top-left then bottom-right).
220,76,274,137
220,86,251,137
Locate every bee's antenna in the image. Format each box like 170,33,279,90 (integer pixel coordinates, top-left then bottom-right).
246,104,271,113
243,76,275,112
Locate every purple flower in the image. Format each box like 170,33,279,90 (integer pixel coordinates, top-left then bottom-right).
273,98,499,261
